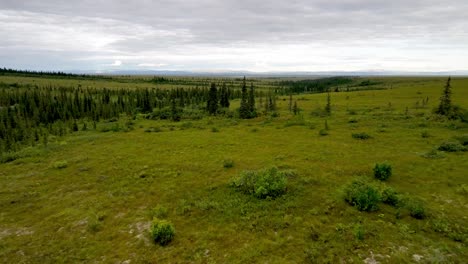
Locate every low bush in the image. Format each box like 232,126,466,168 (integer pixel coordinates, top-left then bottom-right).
381,187,400,206
421,149,445,159
319,129,329,136
406,199,426,219
150,219,175,245
149,205,168,219
454,134,468,146
223,159,234,168
230,167,287,199
421,130,430,138
352,132,372,140
437,141,467,152
211,127,219,133
53,160,68,169
373,163,392,181
343,180,381,212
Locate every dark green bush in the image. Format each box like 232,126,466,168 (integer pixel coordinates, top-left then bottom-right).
407,199,426,219
437,141,467,152
343,180,381,212
381,187,400,206
373,163,392,181
319,129,329,136
150,219,175,245
421,130,430,138
454,134,468,146
352,132,372,140
421,149,445,159
230,167,287,199
223,159,234,168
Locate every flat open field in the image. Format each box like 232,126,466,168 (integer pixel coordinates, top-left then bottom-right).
0,76,467,263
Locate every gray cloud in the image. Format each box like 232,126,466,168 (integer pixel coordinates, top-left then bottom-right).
0,0,467,71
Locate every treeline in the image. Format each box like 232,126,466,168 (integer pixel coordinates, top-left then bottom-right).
0,67,113,80
0,82,238,153
278,77,354,94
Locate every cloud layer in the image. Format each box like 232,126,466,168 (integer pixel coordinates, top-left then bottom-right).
1,0,467,72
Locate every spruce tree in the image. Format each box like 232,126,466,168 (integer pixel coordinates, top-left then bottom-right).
325,91,331,115
239,76,249,118
220,83,230,108
436,77,452,116
289,93,293,112
293,101,298,115
170,98,180,122
248,82,256,118
207,82,218,115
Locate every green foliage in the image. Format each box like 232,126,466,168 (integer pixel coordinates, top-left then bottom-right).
149,205,169,219
436,77,452,116
343,180,381,212
406,199,426,219
421,149,445,159
207,83,218,115
352,132,372,140
373,163,392,181
325,92,331,115
319,129,329,136
223,159,234,168
421,130,430,138
381,186,400,206
437,141,467,152
239,77,252,119
230,167,288,199
454,134,468,146
150,219,175,245
53,160,68,169
353,224,365,241
211,127,219,133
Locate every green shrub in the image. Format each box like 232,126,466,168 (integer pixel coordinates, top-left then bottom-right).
319,129,329,136
150,219,175,245
421,130,430,138
149,205,168,219
53,160,68,169
407,199,426,219
352,132,372,140
381,187,400,206
454,134,468,146
353,224,365,241
230,167,287,199
373,163,392,181
211,127,219,133
437,141,467,152
421,149,445,159
343,180,381,212
223,159,234,168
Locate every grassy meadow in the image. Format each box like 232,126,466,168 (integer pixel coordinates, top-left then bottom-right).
0,75,467,263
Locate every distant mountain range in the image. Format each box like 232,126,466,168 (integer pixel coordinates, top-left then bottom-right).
75,69,468,77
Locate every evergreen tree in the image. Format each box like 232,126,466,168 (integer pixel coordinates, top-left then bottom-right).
436,77,452,116
293,101,299,115
248,82,256,118
72,119,79,132
170,98,181,122
239,77,250,119
207,82,218,115
289,93,293,112
220,83,230,108
325,91,331,115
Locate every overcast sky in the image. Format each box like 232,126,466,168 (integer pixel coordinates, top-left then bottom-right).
1,0,467,72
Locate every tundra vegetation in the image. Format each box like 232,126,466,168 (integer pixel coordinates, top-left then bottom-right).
0,69,467,263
